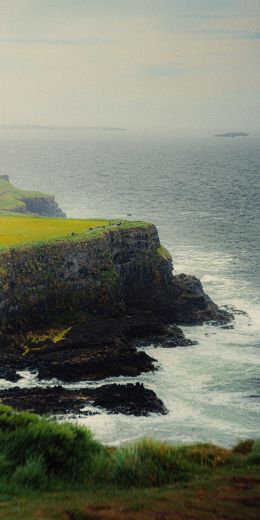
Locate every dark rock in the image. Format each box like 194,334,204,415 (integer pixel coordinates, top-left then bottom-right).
36,346,155,382
0,334,25,381
23,196,66,218
93,382,167,415
138,274,232,325
168,274,233,324
0,367,21,383
24,313,162,382
134,324,197,348
0,313,165,383
0,383,167,416
0,223,231,330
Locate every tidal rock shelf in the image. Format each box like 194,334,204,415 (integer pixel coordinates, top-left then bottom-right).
0,383,167,416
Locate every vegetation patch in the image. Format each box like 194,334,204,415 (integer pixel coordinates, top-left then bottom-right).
0,405,259,497
27,327,71,345
157,245,171,260
22,327,72,355
99,267,118,283
0,405,103,489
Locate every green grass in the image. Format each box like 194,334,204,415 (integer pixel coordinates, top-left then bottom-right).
0,177,48,212
157,245,171,260
0,405,259,493
0,405,103,489
0,405,259,519
0,214,116,250
0,215,150,251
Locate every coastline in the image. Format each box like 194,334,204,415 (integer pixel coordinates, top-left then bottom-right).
0,200,231,417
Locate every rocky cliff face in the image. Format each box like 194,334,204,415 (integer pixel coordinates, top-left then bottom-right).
0,223,229,330
22,196,66,217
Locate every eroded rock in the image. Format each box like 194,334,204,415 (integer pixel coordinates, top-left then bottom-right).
0,383,167,416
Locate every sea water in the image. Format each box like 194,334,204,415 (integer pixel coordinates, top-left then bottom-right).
0,130,259,447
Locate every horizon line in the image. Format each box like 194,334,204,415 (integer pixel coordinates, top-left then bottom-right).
0,125,128,132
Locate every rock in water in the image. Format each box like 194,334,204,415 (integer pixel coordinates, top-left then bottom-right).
167,274,232,324
0,383,167,416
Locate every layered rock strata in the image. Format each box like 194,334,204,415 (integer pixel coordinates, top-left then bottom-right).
0,223,229,328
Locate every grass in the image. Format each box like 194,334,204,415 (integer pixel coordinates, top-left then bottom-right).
1,469,260,520
0,405,102,488
0,406,259,519
0,215,118,250
0,177,48,212
157,245,172,260
0,215,151,251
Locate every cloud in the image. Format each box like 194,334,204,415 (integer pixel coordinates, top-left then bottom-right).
0,0,259,133
191,29,260,40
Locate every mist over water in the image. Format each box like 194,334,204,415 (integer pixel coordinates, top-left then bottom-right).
0,130,259,446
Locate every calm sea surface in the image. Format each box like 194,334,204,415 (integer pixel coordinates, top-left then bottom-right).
0,130,259,446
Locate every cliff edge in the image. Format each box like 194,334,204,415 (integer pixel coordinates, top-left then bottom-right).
0,219,229,329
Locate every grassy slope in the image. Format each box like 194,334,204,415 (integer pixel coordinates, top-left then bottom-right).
0,178,48,212
0,215,149,251
0,406,259,519
1,469,259,520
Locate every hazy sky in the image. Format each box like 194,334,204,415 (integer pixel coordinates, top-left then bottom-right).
0,0,260,134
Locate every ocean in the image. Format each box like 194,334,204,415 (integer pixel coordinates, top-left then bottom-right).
0,130,259,447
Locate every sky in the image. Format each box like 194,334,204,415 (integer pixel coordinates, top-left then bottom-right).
0,0,259,135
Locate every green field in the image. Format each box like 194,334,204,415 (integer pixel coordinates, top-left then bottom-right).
0,215,120,250
0,214,151,251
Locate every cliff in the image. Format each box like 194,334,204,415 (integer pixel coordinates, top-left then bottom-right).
0,217,231,414
0,175,65,217
0,221,227,329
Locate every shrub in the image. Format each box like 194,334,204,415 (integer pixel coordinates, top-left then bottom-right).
178,443,232,467
109,439,191,487
232,439,254,455
247,439,260,464
0,405,103,487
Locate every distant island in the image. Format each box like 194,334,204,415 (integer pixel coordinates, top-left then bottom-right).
0,125,128,132
214,132,250,138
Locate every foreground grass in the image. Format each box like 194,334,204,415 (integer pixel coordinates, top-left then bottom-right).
0,405,259,519
1,467,260,520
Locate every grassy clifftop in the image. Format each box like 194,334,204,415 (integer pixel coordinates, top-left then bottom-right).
0,176,49,212
0,215,116,250
0,176,65,217
0,215,150,251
